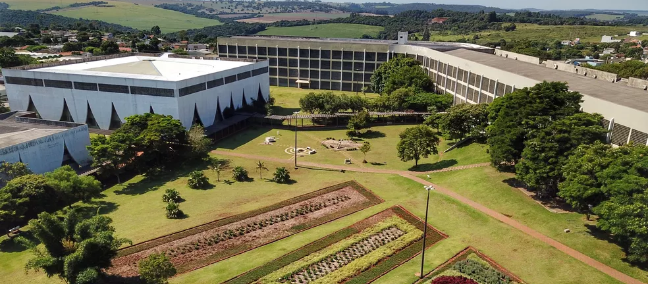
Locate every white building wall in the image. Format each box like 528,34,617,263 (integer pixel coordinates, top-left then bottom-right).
0,125,92,174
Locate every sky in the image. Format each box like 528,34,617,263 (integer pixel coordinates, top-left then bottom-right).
331,0,648,11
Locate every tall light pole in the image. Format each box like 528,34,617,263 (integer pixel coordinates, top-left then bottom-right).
419,185,434,279
293,111,299,169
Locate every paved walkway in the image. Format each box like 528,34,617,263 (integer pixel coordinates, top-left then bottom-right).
212,150,643,284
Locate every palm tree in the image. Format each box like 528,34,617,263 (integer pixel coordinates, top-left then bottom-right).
255,161,268,179
209,162,223,182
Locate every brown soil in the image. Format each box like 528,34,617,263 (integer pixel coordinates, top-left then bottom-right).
108,186,369,277
321,139,363,151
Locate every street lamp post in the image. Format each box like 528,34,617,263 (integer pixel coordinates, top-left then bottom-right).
293,111,299,169
419,185,434,279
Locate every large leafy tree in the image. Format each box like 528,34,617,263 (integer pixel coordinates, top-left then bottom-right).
19,210,130,284
371,56,432,94
397,125,440,166
87,133,133,183
44,165,102,206
515,112,607,197
0,161,32,183
187,124,212,159
560,143,647,264
486,81,582,170
428,103,489,141
0,175,58,225
347,110,371,135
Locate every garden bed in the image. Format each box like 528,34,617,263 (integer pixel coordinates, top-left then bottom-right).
414,247,524,284
223,206,447,284
108,181,383,277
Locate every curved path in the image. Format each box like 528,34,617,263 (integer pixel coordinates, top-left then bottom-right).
211,150,642,284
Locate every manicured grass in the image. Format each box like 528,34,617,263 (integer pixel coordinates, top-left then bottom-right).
418,167,647,282
270,86,379,116
172,174,621,284
215,125,490,172
49,1,222,32
257,23,384,39
428,23,646,44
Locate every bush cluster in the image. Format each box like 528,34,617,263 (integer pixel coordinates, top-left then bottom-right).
162,188,181,203
232,166,249,181
188,170,209,189
272,167,291,184
431,276,479,284
165,201,183,219
452,258,511,284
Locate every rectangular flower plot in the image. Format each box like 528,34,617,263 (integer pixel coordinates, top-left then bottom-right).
224,206,447,284
414,246,525,284
108,181,383,278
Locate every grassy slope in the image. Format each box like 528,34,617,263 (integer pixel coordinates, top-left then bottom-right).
428,23,646,44
48,1,221,32
417,167,648,282
2,0,88,10
257,23,384,39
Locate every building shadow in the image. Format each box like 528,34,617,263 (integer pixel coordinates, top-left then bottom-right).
584,224,649,270
358,130,386,139
271,106,300,116
0,231,37,253
408,159,458,172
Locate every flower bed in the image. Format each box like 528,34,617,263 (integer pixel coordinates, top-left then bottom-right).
109,181,383,277
223,206,447,284
415,247,524,284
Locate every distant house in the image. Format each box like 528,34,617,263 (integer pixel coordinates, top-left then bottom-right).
187,44,208,51
601,35,621,43
629,31,641,37
561,40,571,46
429,17,449,24
119,47,132,52
602,48,616,55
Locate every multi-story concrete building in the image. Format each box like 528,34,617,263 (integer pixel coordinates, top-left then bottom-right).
3,54,270,130
217,35,648,146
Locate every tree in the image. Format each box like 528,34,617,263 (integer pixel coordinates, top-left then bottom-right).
151,25,162,36
87,134,132,184
558,142,612,211
139,253,177,284
1,175,58,222
515,112,607,197
359,142,371,163
99,40,119,55
347,111,370,135
486,81,582,170
188,124,212,159
397,125,440,166
0,161,32,183
371,56,430,94
421,27,430,41
272,167,291,184
0,47,37,68
232,166,249,182
383,65,433,95
44,165,102,206
187,171,209,189
19,210,130,284
431,103,489,141
595,190,647,264
208,161,224,182
255,161,268,179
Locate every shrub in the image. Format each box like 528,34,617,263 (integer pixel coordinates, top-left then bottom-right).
431,276,479,284
452,258,511,284
232,166,249,182
272,167,291,184
162,188,181,203
166,201,183,219
187,170,209,189
139,253,177,284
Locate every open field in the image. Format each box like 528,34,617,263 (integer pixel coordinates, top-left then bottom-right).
585,14,625,21
239,12,350,23
428,23,647,44
46,1,222,32
215,125,490,172
1,0,93,10
419,167,648,282
257,23,384,39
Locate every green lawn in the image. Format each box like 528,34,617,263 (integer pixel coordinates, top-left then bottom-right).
418,167,648,282
427,23,646,44
216,125,490,172
49,1,222,32
257,23,384,39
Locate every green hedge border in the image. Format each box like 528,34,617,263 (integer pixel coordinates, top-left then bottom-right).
115,181,383,273
413,246,525,284
223,205,447,284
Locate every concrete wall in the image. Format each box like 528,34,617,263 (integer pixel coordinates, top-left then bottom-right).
544,61,619,83
0,125,91,174
494,50,542,65
627,77,648,90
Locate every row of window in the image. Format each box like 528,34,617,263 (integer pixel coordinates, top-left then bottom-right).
269,70,371,81
6,76,175,97
178,66,269,97
218,45,391,61
265,58,376,71
270,77,368,91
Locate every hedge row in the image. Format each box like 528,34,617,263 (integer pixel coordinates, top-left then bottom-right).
118,180,382,257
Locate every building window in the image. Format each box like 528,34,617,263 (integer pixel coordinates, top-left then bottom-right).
44,79,72,89
178,83,206,97
225,75,237,84
5,76,43,86
132,86,175,97
288,48,298,57
218,45,227,54
98,83,129,94
74,82,98,91
207,78,224,89
321,50,331,59
252,67,268,76
237,71,251,80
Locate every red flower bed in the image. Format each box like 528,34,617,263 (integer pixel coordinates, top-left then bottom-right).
431,275,479,284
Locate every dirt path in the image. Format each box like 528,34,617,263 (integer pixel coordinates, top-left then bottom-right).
211,150,643,284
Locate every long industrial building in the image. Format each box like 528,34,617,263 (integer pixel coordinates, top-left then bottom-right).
3,54,270,130
217,34,648,145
